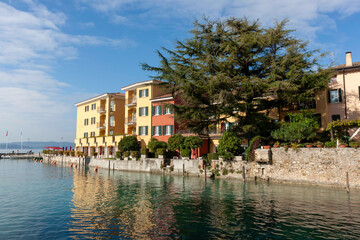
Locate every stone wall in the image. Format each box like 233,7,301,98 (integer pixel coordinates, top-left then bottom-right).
250,148,360,188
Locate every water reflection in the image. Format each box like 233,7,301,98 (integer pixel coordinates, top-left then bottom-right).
69,167,360,239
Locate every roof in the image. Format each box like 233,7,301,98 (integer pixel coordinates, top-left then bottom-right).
150,93,173,102
74,92,125,106
121,80,164,91
332,61,360,71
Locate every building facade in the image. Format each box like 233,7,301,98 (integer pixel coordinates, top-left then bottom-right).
74,93,125,158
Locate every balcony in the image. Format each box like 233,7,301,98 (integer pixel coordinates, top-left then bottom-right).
125,117,136,125
125,97,137,106
97,106,106,114
97,122,106,129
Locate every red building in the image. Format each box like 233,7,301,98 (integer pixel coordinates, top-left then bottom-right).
150,94,177,142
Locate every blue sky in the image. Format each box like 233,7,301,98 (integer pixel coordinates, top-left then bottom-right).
1,0,360,142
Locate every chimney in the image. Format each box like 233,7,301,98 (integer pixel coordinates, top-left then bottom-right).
346,51,353,67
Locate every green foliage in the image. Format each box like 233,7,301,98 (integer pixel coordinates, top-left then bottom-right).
70,151,75,156
222,168,229,175
93,152,98,157
217,132,244,160
76,151,83,157
142,17,330,139
124,151,130,158
115,151,122,158
271,111,319,143
141,147,148,155
118,136,140,153
130,151,139,158
167,134,185,151
245,136,262,161
207,153,219,161
180,148,191,158
147,138,167,153
350,141,360,148
156,148,166,156
58,150,63,155
326,119,360,139
184,136,203,149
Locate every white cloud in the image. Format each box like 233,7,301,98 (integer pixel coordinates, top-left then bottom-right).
0,1,133,142
78,0,360,40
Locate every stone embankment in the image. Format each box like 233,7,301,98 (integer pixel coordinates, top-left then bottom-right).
42,147,360,189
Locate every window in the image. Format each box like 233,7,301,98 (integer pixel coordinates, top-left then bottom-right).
139,107,148,117
85,105,89,112
84,132,88,138
84,118,89,126
90,132,95,137
109,130,114,135
138,126,148,135
91,117,96,124
162,125,173,135
165,107,172,114
155,106,161,115
139,89,149,98
154,126,161,136
328,89,342,103
110,116,115,126
110,100,115,111
332,114,340,122
91,103,96,110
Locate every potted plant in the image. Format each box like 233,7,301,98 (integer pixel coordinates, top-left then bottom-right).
263,145,271,149
316,142,324,148
281,142,290,148
340,142,348,148
273,141,280,148
305,143,313,148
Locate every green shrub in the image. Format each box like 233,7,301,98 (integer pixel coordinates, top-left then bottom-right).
141,147,148,155
229,169,234,174
118,135,140,153
180,148,191,158
116,151,122,158
349,141,360,148
93,152,98,157
165,151,177,158
124,151,130,158
167,134,185,151
325,141,336,148
70,151,75,156
130,151,139,158
217,132,244,160
148,138,167,153
184,136,203,149
222,168,228,175
64,150,70,156
156,148,166,156
208,153,219,160
170,165,174,171
245,136,262,161
76,151,83,157
58,150,63,155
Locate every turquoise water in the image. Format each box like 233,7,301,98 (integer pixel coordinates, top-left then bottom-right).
1,159,360,239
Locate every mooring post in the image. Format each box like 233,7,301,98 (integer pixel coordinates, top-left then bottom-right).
242,166,246,181
182,162,185,177
204,164,207,181
346,172,350,193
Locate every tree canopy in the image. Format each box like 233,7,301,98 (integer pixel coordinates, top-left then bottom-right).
142,17,330,140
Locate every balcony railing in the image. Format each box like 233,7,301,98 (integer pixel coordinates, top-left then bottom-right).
125,97,137,105
96,122,106,129
125,117,136,124
97,106,106,113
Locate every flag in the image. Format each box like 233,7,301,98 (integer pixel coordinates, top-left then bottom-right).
6,130,8,137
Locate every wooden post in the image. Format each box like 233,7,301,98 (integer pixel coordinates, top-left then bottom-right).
242,166,246,180
182,163,185,177
204,163,207,180
346,172,350,193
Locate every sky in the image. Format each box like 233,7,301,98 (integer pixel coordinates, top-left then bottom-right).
1,0,360,142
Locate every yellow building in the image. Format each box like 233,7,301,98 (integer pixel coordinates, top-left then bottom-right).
121,80,168,146
74,93,125,157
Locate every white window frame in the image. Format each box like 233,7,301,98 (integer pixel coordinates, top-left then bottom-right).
166,125,171,135
141,126,147,136
155,126,161,136
155,106,161,115
110,100,115,111
165,107,171,114
110,116,115,126
330,89,340,103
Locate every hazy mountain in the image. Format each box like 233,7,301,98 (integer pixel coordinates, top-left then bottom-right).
0,141,74,149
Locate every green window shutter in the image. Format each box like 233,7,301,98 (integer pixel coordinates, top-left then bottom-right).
139,108,141,117
163,106,166,115
145,126,148,135
145,89,149,97
327,90,331,103
159,106,162,115
145,107,148,116
158,126,161,135
338,88,342,102
163,125,166,135
170,125,173,135
151,126,154,136
139,90,142,98
358,86,360,100
152,106,155,116
138,126,141,135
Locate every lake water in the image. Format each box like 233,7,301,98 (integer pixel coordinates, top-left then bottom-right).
1,159,360,239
